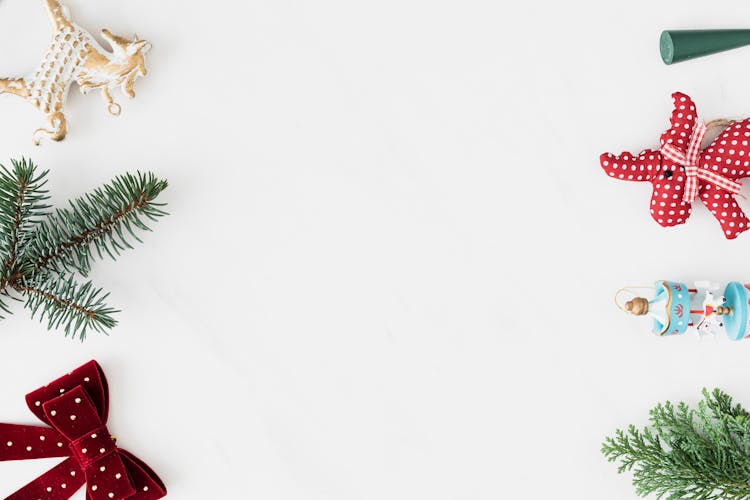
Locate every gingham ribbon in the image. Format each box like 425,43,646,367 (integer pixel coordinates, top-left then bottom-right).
661,121,742,203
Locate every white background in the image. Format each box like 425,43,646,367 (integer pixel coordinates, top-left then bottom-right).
0,0,749,498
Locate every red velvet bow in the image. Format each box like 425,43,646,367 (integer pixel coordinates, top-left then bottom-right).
0,361,166,500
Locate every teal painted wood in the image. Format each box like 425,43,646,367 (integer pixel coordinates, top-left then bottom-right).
661,30,750,64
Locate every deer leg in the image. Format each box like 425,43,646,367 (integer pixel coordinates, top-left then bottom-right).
32,111,67,145
0,78,29,98
102,87,121,116
699,184,750,239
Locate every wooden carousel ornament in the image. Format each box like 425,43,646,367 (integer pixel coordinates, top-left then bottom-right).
0,0,151,144
616,281,750,340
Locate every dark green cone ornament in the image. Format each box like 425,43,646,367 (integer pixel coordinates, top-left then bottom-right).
661,29,750,64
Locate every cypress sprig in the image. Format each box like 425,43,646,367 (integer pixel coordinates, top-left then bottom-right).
0,159,167,339
602,389,750,499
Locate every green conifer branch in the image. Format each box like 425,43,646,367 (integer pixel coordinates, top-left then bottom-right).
602,389,750,499
0,159,167,338
0,159,50,316
18,273,117,339
22,171,168,277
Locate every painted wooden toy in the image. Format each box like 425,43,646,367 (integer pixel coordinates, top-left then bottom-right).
0,0,151,144
661,30,750,65
617,280,750,340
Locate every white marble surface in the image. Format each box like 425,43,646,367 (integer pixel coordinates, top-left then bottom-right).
0,0,750,498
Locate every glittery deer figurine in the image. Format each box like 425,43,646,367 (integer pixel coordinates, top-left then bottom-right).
0,0,151,144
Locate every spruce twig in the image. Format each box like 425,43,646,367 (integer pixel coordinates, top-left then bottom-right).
602,389,750,499
0,159,167,339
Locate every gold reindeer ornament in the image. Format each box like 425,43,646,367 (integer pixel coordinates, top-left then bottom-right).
0,0,151,144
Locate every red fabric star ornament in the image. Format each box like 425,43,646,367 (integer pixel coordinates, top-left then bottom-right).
0,361,166,499
600,91,750,239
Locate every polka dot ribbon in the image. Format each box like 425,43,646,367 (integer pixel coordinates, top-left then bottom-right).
0,361,166,500
661,121,743,203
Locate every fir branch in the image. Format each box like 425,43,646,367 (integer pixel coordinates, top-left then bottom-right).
602,389,750,499
16,273,117,340
21,171,168,277
0,159,49,316
0,160,167,337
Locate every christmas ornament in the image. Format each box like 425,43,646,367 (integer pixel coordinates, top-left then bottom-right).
0,360,166,499
600,92,750,239
0,159,167,338
661,29,750,64
0,0,151,144
603,388,750,498
616,280,750,340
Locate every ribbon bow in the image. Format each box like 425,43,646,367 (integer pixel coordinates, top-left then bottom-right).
0,361,166,500
661,121,743,203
